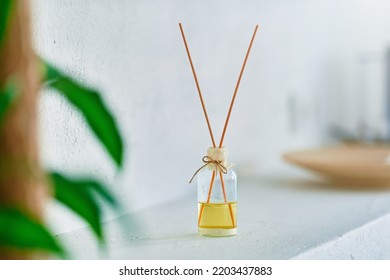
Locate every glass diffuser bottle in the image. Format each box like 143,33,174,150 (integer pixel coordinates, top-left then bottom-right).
179,22,258,238
197,147,237,236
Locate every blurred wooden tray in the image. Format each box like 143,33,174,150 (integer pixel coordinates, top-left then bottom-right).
283,145,390,186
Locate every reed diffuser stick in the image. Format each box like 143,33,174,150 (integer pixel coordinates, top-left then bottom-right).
179,23,223,227
219,25,259,148
219,171,235,227
179,23,216,147
214,25,258,228
198,170,216,226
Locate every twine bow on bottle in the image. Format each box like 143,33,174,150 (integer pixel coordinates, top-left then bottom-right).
189,156,228,183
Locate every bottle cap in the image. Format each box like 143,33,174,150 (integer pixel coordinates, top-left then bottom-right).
206,147,233,171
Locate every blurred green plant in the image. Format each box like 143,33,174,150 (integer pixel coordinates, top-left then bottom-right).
42,61,124,243
0,3,124,257
45,63,123,167
0,0,14,47
0,207,65,257
0,78,19,124
50,171,117,242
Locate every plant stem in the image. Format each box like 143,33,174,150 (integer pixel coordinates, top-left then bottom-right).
0,0,46,259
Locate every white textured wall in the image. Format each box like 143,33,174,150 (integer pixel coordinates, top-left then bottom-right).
32,0,390,234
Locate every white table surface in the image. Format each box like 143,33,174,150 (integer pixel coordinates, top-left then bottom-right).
57,174,390,259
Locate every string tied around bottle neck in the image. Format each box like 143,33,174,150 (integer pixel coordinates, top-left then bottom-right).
189,147,233,183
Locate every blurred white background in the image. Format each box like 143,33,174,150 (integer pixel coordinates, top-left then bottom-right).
31,0,390,234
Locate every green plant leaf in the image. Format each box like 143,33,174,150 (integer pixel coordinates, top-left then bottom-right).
0,207,64,256
83,179,117,207
0,0,14,47
50,172,117,241
42,61,124,168
0,78,19,124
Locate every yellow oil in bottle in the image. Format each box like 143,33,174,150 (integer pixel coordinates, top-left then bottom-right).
198,202,237,237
